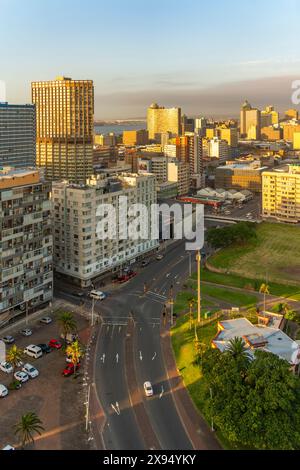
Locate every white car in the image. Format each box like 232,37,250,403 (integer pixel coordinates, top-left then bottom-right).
156,254,164,261
40,317,52,325
20,328,33,337
89,290,106,301
144,381,154,397
22,363,39,378
2,445,15,450
14,371,29,383
0,384,8,398
0,362,13,374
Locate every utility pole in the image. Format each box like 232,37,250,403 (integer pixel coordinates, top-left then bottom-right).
91,297,95,327
25,301,28,326
188,252,192,277
197,250,201,324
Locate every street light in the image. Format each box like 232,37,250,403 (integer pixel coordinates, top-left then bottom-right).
197,250,201,324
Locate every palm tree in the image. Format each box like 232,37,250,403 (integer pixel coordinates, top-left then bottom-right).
57,312,77,344
66,340,84,374
6,345,24,373
14,412,44,448
227,337,251,363
259,283,270,312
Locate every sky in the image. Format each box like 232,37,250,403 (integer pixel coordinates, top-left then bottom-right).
1,0,300,119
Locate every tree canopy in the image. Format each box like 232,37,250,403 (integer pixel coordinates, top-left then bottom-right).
207,222,257,249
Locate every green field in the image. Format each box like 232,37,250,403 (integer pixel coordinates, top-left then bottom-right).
209,222,300,288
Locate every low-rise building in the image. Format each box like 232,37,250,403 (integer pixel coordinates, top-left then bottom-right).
212,317,300,373
215,162,266,193
0,167,53,325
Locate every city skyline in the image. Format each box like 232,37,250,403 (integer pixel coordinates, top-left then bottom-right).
1,0,300,118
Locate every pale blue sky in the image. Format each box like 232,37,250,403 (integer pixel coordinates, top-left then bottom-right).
1,0,300,118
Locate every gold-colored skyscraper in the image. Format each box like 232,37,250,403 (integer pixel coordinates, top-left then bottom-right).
147,103,181,141
240,100,261,140
32,76,94,182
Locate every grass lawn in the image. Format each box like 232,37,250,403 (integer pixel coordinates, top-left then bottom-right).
208,222,300,294
186,280,257,308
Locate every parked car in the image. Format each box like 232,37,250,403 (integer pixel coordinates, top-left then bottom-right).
114,271,137,284
1,336,15,345
156,254,164,261
144,381,154,397
62,363,81,377
20,328,32,337
75,292,85,298
37,343,51,354
48,339,62,350
40,317,52,325
0,362,13,374
22,363,39,379
0,384,8,398
14,371,29,383
2,445,15,450
89,290,106,301
24,345,43,359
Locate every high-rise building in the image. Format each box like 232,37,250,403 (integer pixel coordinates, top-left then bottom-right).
205,137,229,163
94,133,117,146
167,159,190,196
262,165,300,223
240,100,261,139
217,125,238,148
123,129,149,146
175,133,203,176
285,109,299,121
32,76,94,183
293,132,300,150
261,126,282,141
261,106,279,127
181,115,195,134
0,167,53,324
282,122,300,141
0,103,36,168
147,103,181,141
52,173,158,287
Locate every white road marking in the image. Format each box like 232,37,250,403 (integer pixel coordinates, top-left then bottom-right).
100,353,106,364
116,353,119,364
139,351,143,361
111,403,120,416
159,386,164,399
152,352,157,361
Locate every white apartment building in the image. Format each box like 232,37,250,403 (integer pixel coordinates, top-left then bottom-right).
204,137,229,163
52,173,158,287
0,167,53,326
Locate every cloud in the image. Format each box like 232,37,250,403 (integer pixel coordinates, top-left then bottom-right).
95,75,299,119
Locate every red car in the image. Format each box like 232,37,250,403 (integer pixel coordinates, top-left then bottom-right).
48,339,62,350
114,271,137,284
62,363,81,377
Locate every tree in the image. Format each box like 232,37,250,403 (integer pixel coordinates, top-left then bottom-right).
226,337,251,365
57,312,77,343
14,412,44,448
259,283,270,311
66,340,84,374
6,345,24,373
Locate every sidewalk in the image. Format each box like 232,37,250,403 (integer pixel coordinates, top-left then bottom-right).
161,325,221,450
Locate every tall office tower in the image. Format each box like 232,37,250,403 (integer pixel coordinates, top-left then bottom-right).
147,103,181,141
175,133,203,176
0,103,36,168
31,76,94,183
240,100,261,139
207,137,229,163
262,165,300,223
167,159,190,196
285,109,299,121
217,125,238,148
195,117,207,137
261,105,279,127
181,115,195,133
0,167,53,324
52,173,158,287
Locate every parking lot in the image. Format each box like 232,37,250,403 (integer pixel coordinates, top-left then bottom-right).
0,305,91,450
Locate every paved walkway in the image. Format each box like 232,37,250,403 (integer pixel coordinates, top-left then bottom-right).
161,325,221,450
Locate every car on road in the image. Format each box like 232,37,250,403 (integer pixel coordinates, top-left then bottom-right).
75,292,85,298
89,290,106,301
0,384,8,398
40,316,52,325
113,271,137,284
156,254,164,261
49,339,62,350
141,259,150,267
14,371,29,383
0,362,13,374
1,336,15,345
24,345,43,359
2,445,15,450
62,363,81,377
22,363,39,378
144,381,154,397
37,343,51,354
20,328,33,337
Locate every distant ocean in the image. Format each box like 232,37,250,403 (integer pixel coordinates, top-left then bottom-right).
94,122,146,136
